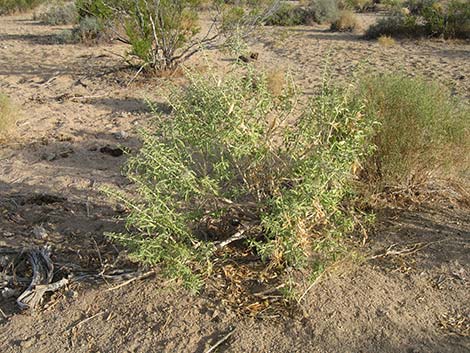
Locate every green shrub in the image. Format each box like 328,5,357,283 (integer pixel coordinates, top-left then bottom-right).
344,0,373,11
365,12,420,38
37,1,78,25
265,3,311,26
309,0,340,24
72,16,107,42
0,93,17,140
0,0,44,14
74,0,279,71
360,74,470,187
105,67,377,290
366,0,470,39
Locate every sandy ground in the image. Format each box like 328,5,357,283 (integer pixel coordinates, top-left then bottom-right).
0,11,469,353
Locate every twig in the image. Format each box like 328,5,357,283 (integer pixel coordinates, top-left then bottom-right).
214,229,248,250
204,327,236,353
368,240,444,260
297,273,325,304
0,307,9,319
71,311,105,330
105,270,156,291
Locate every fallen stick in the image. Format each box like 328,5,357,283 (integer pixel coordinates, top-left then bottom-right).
204,327,236,353
105,271,156,292
70,311,105,331
214,229,248,250
16,247,54,310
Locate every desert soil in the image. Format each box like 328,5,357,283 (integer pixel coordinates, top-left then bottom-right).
0,11,469,353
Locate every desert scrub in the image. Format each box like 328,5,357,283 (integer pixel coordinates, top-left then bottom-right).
365,0,470,39
0,93,17,140
360,74,470,187
105,66,378,290
308,0,340,24
0,0,44,14
74,0,281,72
330,10,360,31
36,1,77,25
265,3,311,26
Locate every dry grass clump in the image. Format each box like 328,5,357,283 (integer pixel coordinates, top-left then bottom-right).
330,10,360,32
266,68,287,96
0,93,17,140
377,34,396,46
359,74,470,189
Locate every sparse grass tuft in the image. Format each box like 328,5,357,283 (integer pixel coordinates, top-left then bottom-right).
377,34,396,46
0,93,17,140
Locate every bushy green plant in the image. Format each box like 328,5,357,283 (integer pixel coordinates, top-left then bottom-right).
344,0,373,11
265,3,310,26
0,0,44,14
74,0,280,71
365,11,420,38
360,74,470,186
37,1,78,25
366,0,470,39
106,66,377,289
72,16,107,42
309,0,340,24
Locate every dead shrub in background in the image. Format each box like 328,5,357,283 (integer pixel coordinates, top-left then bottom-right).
330,10,360,31
0,93,17,140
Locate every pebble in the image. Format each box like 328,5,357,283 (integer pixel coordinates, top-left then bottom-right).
32,225,48,240
113,130,129,140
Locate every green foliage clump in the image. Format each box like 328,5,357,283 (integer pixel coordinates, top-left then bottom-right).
344,0,373,11
74,0,279,71
37,1,78,25
360,74,470,187
309,0,340,24
0,0,44,15
72,15,107,42
366,0,470,39
106,67,377,290
265,3,311,26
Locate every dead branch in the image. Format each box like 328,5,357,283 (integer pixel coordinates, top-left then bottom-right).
204,327,236,353
214,229,248,250
105,270,156,292
16,247,54,310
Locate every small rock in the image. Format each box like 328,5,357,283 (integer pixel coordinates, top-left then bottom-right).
1,287,17,299
42,152,57,162
20,338,35,349
33,225,48,240
113,131,129,140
